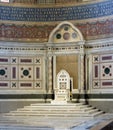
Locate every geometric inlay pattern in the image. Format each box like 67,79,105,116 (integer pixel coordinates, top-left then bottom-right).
0,56,43,90
101,63,113,79
93,80,100,89
93,55,99,63
0,1,113,22
0,66,9,80
92,54,113,89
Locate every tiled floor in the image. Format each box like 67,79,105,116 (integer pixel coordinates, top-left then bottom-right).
0,113,113,130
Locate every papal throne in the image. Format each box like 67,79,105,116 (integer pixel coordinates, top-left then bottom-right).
51,69,70,104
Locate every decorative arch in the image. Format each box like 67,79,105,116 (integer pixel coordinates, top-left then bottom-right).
48,21,84,43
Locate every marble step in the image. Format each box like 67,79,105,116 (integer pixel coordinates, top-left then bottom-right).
17,106,95,112
0,125,52,130
30,103,88,108
9,109,98,115
4,109,103,117
23,105,90,110
30,103,83,106
4,113,94,117
91,111,104,117
13,107,98,114
4,112,103,117
3,103,104,118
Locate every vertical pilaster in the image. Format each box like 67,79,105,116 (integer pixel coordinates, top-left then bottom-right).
53,55,56,90
85,54,88,91
78,45,84,93
80,53,84,92
88,54,93,92
48,56,53,93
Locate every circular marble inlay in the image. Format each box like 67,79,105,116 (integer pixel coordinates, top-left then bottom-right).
104,67,110,74
56,33,61,39
63,32,70,40
0,69,6,76
23,69,29,76
72,32,77,39
64,26,69,31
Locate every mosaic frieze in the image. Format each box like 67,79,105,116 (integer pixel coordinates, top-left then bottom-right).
77,20,113,39
0,24,54,39
93,54,113,89
0,1,113,22
1,19,113,41
0,56,43,89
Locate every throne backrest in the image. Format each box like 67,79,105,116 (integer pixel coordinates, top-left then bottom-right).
57,69,70,90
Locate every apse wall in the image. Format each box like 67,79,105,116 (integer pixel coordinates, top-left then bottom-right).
1,0,113,113
0,0,113,42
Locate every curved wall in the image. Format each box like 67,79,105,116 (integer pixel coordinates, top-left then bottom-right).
1,1,113,113
0,0,113,21
0,0,113,41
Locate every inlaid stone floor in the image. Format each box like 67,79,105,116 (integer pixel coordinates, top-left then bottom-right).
0,113,113,130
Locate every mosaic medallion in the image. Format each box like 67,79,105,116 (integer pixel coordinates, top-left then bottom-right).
63,32,70,40
64,26,69,31
104,67,110,74
56,33,61,39
0,69,5,76
23,69,29,76
72,32,77,39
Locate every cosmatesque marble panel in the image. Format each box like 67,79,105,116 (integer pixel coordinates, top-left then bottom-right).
0,56,43,90
93,54,113,89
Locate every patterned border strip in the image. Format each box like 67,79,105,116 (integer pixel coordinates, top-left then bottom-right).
0,18,113,41
0,0,113,22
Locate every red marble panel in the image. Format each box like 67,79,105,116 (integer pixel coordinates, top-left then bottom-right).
102,82,112,86
0,58,8,62
20,83,32,87
0,83,8,87
12,67,16,79
95,65,98,78
36,67,40,79
20,59,32,63
102,56,112,61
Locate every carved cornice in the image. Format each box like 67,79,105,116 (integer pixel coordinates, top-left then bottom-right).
85,37,113,50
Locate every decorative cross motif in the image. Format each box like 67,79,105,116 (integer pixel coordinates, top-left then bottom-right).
12,82,16,88
94,57,98,62
36,59,40,64
94,82,98,86
36,82,41,88
12,58,16,63
93,81,100,89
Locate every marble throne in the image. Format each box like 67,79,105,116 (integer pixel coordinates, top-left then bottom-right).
51,69,70,104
